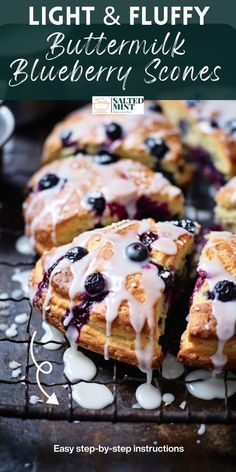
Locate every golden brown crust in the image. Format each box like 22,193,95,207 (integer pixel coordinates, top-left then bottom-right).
178,231,236,368
160,100,236,177
31,219,195,368
42,102,192,186
24,155,184,254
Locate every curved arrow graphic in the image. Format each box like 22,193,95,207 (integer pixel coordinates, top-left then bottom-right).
30,331,59,405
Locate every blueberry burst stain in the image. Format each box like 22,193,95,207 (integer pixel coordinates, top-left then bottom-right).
62,291,108,342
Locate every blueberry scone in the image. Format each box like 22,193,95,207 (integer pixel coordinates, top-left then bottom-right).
215,177,236,232
42,102,192,186
24,154,184,254
160,100,236,186
178,231,236,370
30,219,196,370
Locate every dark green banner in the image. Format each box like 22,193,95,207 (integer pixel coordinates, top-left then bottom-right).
0,0,235,99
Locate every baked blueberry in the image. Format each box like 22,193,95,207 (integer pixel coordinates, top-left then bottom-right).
87,193,106,215
149,101,163,113
93,152,119,165
139,231,158,249
172,219,198,235
65,246,88,262
210,120,219,128
213,280,236,302
105,122,123,141
159,268,174,290
84,272,106,296
145,137,169,159
226,118,236,135
38,173,60,191
125,242,149,262
60,131,73,146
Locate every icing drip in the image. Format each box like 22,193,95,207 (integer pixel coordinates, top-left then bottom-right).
199,242,236,373
135,381,162,409
71,382,114,409
40,320,64,350
162,353,184,379
185,369,236,400
63,347,96,382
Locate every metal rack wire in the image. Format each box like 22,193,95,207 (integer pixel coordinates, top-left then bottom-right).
0,125,236,424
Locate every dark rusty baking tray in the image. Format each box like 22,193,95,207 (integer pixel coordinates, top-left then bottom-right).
0,106,236,424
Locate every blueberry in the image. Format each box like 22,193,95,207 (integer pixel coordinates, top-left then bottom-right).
145,137,169,159
125,242,149,262
38,173,60,191
65,246,88,262
93,152,119,165
149,101,163,113
60,131,73,146
139,231,158,249
87,193,106,215
159,268,174,290
210,120,219,128
105,122,123,141
213,280,236,302
84,272,106,296
226,118,236,135
172,219,198,235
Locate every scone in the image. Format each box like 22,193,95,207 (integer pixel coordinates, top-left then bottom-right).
178,231,236,370
42,101,192,186
24,154,184,254
215,177,236,232
160,100,236,186
30,219,196,370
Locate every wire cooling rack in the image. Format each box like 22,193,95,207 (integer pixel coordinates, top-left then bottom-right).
0,114,236,423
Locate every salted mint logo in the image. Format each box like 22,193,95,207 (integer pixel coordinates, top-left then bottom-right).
92,96,144,114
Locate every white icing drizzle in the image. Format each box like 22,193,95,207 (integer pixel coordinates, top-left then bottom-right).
199,237,236,373
5,323,18,338
12,269,31,296
185,369,236,400
72,382,114,409
197,424,206,436
135,382,162,410
162,353,185,379
15,235,36,256
152,222,187,255
40,320,65,350
24,155,182,248
162,392,175,405
63,347,96,382
15,313,29,324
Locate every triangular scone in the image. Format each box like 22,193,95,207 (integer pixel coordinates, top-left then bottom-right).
42,102,192,186
178,231,236,370
30,219,196,370
215,177,236,232
24,154,184,254
160,100,236,184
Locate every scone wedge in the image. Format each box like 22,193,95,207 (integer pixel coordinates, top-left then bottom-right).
160,100,236,185
30,219,196,370
42,101,192,186
24,154,184,254
178,231,236,370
